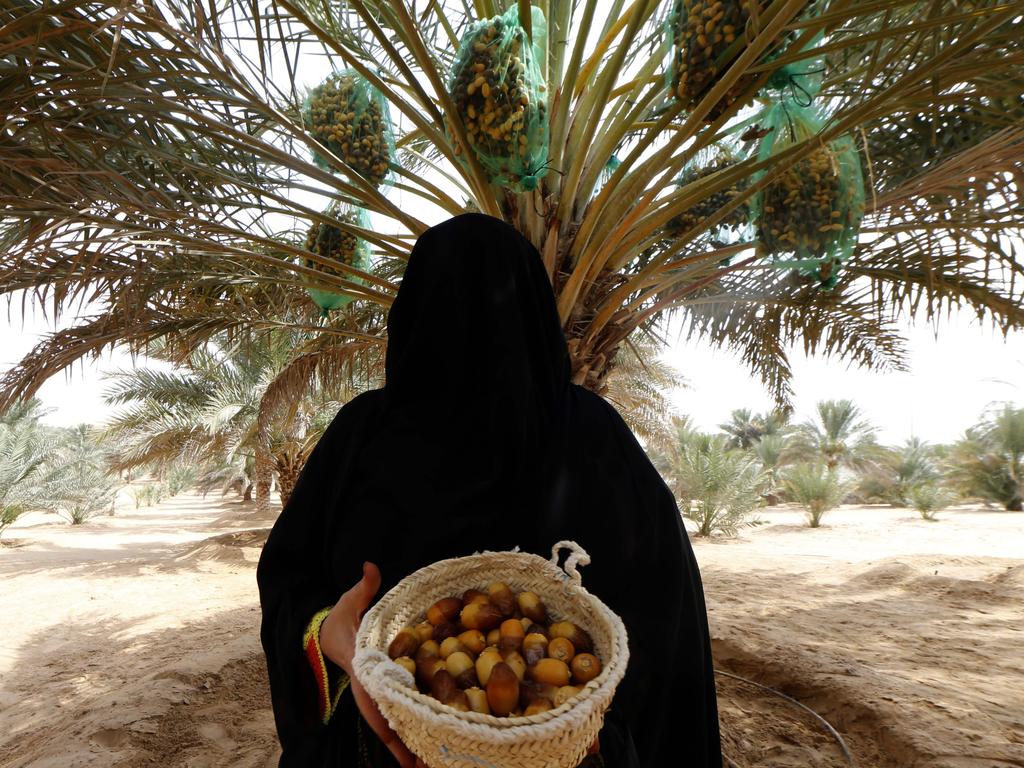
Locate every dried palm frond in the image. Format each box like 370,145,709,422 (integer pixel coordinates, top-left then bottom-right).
603,330,687,451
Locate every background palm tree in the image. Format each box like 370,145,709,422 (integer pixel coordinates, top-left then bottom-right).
103,347,270,499
103,332,373,505
792,399,880,472
47,424,121,524
654,424,766,536
0,399,49,428
719,408,790,449
0,399,58,538
1,0,1022,422
889,438,939,504
947,406,1024,511
602,332,686,451
2,402,124,532
855,436,940,505
783,462,848,527
719,409,761,450
751,431,792,504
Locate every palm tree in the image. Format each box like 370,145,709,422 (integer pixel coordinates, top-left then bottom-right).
658,429,766,536
102,332,371,505
985,406,1024,510
719,409,760,450
602,332,686,452
947,406,1024,511
752,432,791,503
858,437,938,505
783,462,847,527
892,438,939,502
792,399,879,472
719,408,790,449
1,0,1022,416
648,414,697,471
103,352,266,497
0,400,58,538
0,399,49,428
46,425,121,524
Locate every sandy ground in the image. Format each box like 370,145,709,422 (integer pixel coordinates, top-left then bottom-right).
698,506,1024,768
0,493,1021,768
0,491,280,768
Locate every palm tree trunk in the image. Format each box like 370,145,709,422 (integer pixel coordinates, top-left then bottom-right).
565,325,627,396
278,470,297,507
255,446,273,512
274,449,302,508
1008,457,1022,511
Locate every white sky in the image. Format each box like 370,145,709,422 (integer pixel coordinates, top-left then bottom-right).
661,311,1023,444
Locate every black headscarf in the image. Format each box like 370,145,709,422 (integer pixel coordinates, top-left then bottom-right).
257,213,721,768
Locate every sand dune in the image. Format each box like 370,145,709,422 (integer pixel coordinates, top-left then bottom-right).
1,494,1021,767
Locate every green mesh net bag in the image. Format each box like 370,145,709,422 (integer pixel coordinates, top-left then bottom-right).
447,6,549,192
302,205,371,313
748,98,865,288
666,0,749,119
303,71,395,187
593,154,622,198
763,17,826,105
665,0,820,120
665,148,750,238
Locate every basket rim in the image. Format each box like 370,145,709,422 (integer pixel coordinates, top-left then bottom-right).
352,545,630,735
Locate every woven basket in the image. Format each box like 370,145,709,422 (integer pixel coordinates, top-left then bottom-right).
352,541,629,768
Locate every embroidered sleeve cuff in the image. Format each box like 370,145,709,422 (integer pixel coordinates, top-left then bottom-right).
303,607,351,725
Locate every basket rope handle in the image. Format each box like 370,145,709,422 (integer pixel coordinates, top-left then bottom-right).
353,648,415,692
550,540,591,587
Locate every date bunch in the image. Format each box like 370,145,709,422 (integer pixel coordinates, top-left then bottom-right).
387,582,603,717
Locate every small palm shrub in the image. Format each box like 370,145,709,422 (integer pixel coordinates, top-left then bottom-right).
947,407,1024,511
1,505,24,540
784,463,847,528
1,399,59,538
54,467,119,524
166,464,197,496
133,483,168,508
48,425,120,524
908,483,955,521
663,433,766,537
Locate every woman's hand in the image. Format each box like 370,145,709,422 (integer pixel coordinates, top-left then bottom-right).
320,562,420,768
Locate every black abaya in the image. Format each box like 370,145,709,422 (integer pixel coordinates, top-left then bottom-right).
257,212,722,767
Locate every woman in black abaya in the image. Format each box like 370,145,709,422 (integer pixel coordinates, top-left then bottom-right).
257,213,722,767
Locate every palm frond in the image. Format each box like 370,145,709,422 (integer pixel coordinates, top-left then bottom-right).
674,267,909,403
255,338,383,443
2,0,1023,415
602,329,686,449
